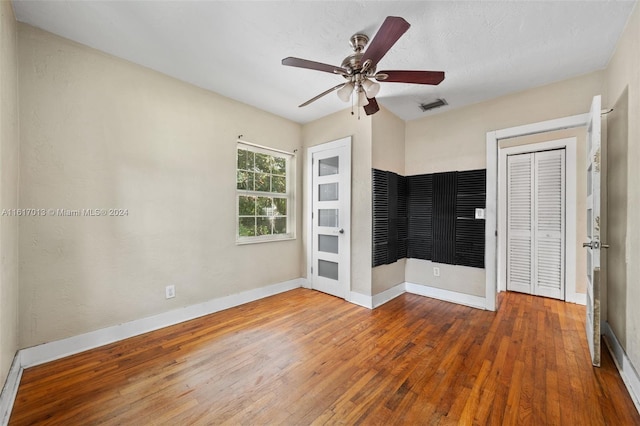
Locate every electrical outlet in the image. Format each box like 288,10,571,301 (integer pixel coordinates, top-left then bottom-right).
433,267,440,277
165,285,175,299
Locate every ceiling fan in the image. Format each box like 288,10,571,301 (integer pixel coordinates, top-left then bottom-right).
282,16,445,117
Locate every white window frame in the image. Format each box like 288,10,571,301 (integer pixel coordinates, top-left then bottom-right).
236,141,295,244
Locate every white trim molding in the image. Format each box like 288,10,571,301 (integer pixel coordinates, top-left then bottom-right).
0,278,304,423
349,291,374,309
305,136,352,301
405,282,486,310
351,282,486,311
603,322,640,413
486,112,591,312
20,278,304,368
0,353,23,426
571,292,586,306
372,284,406,308
0,278,491,423
498,137,579,303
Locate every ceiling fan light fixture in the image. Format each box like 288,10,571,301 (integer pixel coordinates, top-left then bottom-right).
362,79,380,98
337,82,354,102
357,89,369,107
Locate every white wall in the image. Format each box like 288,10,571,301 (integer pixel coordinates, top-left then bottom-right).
0,0,19,383
17,25,303,348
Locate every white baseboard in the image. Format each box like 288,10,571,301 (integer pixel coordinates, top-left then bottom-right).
349,291,373,309
0,352,23,426
20,278,304,368
603,322,640,413
567,291,586,305
405,282,486,310
350,283,407,309
372,283,406,308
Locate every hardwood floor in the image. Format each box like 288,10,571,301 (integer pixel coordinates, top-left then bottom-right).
10,289,639,425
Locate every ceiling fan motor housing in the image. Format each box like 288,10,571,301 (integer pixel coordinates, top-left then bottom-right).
342,34,377,77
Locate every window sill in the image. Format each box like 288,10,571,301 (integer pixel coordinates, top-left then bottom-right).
236,234,296,245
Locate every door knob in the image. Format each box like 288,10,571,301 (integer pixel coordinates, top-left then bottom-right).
338,228,344,234
583,241,609,249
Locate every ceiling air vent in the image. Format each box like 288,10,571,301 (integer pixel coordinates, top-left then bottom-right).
419,98,447,112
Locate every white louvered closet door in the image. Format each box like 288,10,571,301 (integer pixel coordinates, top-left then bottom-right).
534,150,565,299
507,154,534,294
507,149,565,300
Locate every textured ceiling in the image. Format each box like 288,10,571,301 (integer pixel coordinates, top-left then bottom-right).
12,1,637,124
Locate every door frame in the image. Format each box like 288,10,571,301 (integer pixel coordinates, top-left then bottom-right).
486,113,589,311
498,138,576,301
305,136,352,300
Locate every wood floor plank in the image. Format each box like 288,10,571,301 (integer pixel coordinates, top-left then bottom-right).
9,289,640,425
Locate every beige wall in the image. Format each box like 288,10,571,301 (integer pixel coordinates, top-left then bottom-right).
17,25,303,348
406,71,604,175
606,89,628,346
604,3,640,370
371,107,406,295
301,109,372,295
0,0,19,383
405,71,604,297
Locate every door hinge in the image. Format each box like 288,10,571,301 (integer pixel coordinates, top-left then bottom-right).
311,266,313,274
312,212,314,219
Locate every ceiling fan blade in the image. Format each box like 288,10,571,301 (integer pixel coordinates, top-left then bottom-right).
363,97,380,115
299,83,346,107
282,57,348,75
361,16,410,67
377,70,445,85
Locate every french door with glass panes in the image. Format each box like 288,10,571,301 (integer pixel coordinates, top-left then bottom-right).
309,137,351,299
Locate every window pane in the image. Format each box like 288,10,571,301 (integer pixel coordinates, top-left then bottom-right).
255,153,271,173
237,144,292,241
239,217,256,237
238,196,256,215
273,157,286,175
318,209,338,227
319,183,338,201
272,176,286,193
273,198,287,216
318,260,339,280
237,171,254,190
319,157,339,176
318,235,338,254
274,217,287,234
237,149,249,170
257,217,272,235
255,173,270,192
256,197,273,216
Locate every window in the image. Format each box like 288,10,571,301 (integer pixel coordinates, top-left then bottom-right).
236,142,294,243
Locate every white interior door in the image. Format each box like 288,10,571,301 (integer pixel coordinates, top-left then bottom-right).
534,149,565,300
507,149,565,300
309,139,351,299
584,95,602,367
507,153,534,294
